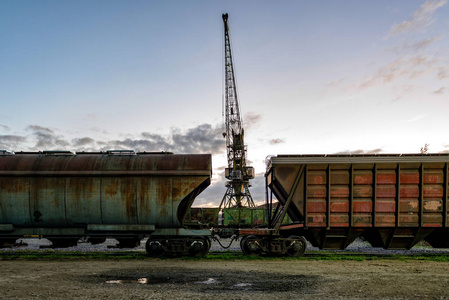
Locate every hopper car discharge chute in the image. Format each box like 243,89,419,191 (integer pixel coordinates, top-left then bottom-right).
0,151,212,257
238,154,449,256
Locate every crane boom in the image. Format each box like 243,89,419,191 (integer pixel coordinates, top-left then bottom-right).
219,13,255,211
223,13,242,141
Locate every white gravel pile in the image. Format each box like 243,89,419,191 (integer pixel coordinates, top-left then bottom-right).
2,237,449,255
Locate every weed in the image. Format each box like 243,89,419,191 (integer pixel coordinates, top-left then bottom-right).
1,250,449,262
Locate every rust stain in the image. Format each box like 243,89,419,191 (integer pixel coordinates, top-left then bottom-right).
104,179,119,197
376,186,396,198
400,187,419,198
424,174,443,184
331,187,349,197
400,173,419,184
159,208,169,217
376,201,396,212
121,178,136,219
307,202,326,213
353,201,372,213
308,174,325,184
354,186,372,197
424,200,442,212
424,187,443,198
330,173,349,185
354,173,372,184
307,187,326,198
377,174,396,184
330,202,348,213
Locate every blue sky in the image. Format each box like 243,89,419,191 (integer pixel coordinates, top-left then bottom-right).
1,1,449,206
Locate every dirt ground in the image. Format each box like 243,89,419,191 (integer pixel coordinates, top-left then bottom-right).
1,259,449,299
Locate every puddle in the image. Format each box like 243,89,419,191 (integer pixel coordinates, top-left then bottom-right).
105,277,220,285
94,267,321,293
105,277,170,284
194,278,219,285
234,283,252,287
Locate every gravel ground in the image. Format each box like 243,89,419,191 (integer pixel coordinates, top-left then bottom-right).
2,258,449,299
2,237,449,299
2,237,449,255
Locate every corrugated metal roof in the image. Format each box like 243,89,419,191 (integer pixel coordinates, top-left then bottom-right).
271,153,449,165
0,152,211,176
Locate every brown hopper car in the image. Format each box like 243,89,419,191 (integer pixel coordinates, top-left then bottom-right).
239,154,449,256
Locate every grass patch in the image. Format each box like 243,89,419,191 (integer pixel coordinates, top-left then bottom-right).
0,250,149,260
1,250,449,262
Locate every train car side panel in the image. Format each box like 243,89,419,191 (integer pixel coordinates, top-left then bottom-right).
267,155,449,250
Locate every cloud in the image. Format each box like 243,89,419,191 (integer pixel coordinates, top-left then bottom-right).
26,125,70,150
358,55,438,90
72,137,96,146
171,123,224,154
243,112,262,129
71,137,96,148
392,85,415,102
8,123,225,155
409,35,444,51
104,137,170,152
0,125,10,132
387,0,448,38
1,123,251,207
334,148,383,155
27,125,53,133
437,66,449,79
386,35,444,53
269,138,285,145
326,79,345,87
0,135,27,150
433,86,446,94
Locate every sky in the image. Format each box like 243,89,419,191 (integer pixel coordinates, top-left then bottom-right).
1,1,449,206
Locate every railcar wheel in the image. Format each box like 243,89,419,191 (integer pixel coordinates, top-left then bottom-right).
285,235,307,257
145,238,167,257
189,237,210,257
240,235,262,256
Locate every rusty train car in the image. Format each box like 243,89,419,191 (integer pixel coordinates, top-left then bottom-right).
0,150,212,256
3,151,449,257
239,154,449,256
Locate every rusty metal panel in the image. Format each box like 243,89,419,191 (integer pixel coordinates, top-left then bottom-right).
101,177,138,225
0,177,31,226
223,208,240,226
268,154,449,249
0,152,211,238
253,209,266,226
30,177,67,226
223,208,289,227
172,177,210,226
65,177,101,225
0,152,212,176
87,224,155,231
184,208,219,225
0,224,14,231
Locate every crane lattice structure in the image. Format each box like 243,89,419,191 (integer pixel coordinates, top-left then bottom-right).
219,13,255,211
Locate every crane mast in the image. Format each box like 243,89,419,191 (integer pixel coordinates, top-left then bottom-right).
219,13,255,210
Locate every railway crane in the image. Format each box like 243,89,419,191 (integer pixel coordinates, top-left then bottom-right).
219,13,255,210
